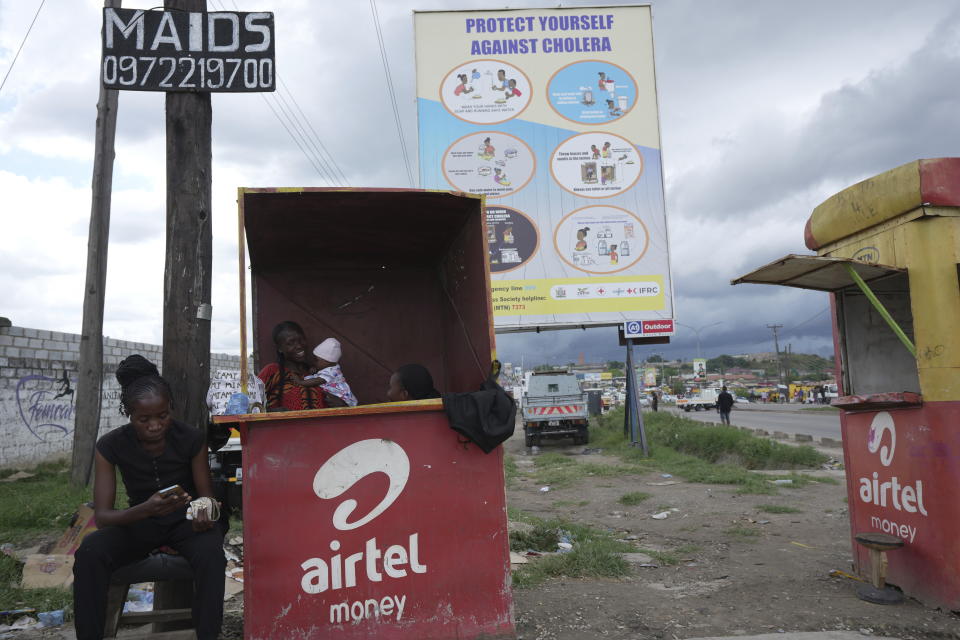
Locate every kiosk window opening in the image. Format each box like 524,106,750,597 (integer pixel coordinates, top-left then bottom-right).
838,272,919,396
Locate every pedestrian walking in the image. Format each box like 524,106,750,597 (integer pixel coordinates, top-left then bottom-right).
716,385,735,426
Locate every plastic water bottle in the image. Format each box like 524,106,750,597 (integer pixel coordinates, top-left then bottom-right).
225,392,250,415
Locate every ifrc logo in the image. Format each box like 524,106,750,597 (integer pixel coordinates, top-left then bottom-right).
866,412,896,467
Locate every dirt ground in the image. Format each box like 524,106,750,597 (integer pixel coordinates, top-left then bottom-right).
504,431,959,640
16,426,958,639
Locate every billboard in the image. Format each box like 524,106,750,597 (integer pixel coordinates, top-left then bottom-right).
644,367,657,387
693,358,707,379
415,6,673,331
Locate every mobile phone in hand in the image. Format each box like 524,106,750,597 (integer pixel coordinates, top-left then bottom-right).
159,484,186,498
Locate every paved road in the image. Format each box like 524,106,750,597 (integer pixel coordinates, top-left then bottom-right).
665,405,842,440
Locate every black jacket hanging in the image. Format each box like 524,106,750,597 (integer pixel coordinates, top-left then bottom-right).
443,374,517,454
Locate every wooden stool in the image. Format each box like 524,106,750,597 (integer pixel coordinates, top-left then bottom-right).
104,552,195,638
854,532,904,604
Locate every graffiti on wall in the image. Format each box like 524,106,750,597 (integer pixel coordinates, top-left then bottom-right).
15,373,77,441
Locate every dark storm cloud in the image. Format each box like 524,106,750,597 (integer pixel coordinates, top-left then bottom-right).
672,9,960,222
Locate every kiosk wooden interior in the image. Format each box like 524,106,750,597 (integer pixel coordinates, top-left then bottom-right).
240,188,495,402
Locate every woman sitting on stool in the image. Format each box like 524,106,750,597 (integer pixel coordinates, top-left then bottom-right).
73,355,225,640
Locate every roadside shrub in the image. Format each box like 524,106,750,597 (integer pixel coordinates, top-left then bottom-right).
601,410,826,469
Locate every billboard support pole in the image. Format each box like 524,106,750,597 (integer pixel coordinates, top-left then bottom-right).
624,339,649,456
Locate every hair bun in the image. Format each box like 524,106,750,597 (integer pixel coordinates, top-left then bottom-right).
116,355,160,388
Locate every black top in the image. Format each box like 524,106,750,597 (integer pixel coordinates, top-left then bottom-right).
97,420,204,524
717,391,735,411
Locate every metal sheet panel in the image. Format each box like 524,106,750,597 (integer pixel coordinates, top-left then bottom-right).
731,254,904,292
240,408,515,639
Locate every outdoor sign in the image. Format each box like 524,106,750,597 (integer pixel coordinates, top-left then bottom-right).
624,318,674,338
415,6,674,331
240,408,514,639
101,8,275,92
843,409,960,608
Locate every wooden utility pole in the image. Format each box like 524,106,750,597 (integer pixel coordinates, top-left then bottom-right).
71,0,120,487
162,0,212,430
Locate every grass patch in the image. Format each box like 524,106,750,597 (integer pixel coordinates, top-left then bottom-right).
801,405,839,412
503,454,519,486
509,513,633,589
756,504,802,514
638,412,828,469
674,543,701,555
618,492,651,506
531,452,645,488
553,500,590,508
638,548,679,566
725,525,762,538
589,409,828,495
0,461,92,545
0,461,96,612
0,553,73,613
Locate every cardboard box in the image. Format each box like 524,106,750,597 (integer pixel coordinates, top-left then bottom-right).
22,554,74,589
50,504,97,556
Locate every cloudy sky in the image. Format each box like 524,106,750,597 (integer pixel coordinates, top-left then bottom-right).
1,0,957,366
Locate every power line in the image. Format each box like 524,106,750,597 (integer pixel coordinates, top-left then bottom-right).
369,0,415,187
217,0,350,186
207,0,335,184
269,89,337,185
0,0,46,96
272,82,344,185
257,93,334,185
766,324,784,386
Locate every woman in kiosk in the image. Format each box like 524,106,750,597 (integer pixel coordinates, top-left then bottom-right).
258,320,332,411
73,355,225,640
386,363,441,401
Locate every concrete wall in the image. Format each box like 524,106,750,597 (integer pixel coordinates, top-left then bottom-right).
0,323,240,468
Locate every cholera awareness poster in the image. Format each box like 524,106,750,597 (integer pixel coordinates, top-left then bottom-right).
416,6,674,331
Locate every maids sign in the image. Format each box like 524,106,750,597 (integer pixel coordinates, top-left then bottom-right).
101,8,275,92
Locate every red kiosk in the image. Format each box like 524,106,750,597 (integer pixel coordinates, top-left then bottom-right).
735,159,960,608
216,189,515,639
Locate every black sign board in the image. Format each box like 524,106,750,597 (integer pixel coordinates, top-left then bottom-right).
101,8,275,92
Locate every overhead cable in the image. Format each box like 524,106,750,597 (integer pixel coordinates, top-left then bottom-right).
369,0,415,187
0,0,47,96
211,0,349,185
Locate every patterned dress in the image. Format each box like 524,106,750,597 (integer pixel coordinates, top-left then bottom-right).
257,362,327,411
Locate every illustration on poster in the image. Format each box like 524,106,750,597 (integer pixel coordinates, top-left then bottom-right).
443,132,536,198
555,205,647,275
440,59,531,125
548,60,637,124
551,132,643,199
485,206,539,273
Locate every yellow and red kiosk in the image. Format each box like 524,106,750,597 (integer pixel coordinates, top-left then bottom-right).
216,189,515,639
734,158,960,608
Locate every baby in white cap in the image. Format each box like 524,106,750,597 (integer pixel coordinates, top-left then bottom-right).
296,338,358,407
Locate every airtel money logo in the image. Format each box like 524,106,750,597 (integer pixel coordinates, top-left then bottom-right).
866,411,895,467
858,412,927,519
300,439,427,602
312,439,410,530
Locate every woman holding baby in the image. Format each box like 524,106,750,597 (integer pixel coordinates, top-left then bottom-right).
258,321,356,410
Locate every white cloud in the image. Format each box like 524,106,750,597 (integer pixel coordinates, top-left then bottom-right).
1,0,956,363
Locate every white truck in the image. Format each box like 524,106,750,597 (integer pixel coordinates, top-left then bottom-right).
522,371,590,446
677,387,721,412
